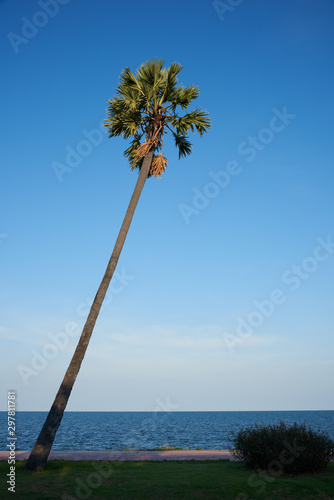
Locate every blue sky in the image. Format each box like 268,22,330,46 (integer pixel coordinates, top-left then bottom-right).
1,0,333,411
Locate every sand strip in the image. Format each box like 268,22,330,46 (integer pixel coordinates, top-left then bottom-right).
0,450,237,461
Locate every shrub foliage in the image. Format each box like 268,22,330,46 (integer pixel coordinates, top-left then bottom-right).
230,421,334,474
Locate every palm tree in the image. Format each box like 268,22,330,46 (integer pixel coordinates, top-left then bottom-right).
25,58,211,471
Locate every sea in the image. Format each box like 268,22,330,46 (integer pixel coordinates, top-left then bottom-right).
1,411,333,451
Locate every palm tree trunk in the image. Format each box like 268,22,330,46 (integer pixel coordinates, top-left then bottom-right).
25,151,154,471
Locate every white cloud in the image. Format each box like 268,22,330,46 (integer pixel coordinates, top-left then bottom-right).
103,324,279,352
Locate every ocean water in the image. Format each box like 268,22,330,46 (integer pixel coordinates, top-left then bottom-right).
1,410,333,451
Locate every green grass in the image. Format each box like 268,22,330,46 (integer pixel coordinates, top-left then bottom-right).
1,460,333,499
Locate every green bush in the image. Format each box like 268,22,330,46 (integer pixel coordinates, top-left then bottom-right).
230,421,334,474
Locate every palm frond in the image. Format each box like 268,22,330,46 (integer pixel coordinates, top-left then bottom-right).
136,59,164,85
169,85,200,110
159,62,183,105
104,94,144,139
118,66,143,96
167,109,211,137
149,154,168,178
117,87,141,112
186,109,211,136
135,140,154,159
136,59,165,108
124,134,143,170
104,109,142,139
172,132,192,159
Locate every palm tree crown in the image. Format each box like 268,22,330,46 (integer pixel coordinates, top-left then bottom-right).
104,58,211,178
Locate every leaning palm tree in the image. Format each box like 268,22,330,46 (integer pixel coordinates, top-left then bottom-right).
25,58,211,471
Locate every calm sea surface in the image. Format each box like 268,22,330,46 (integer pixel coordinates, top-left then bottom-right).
1,411,333,451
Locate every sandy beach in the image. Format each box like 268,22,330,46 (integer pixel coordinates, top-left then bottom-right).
0,449,237,461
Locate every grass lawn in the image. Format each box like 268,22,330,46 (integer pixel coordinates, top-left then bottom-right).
1,460,333,499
